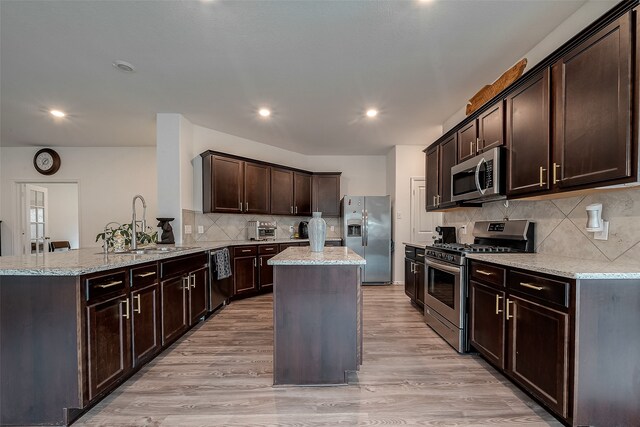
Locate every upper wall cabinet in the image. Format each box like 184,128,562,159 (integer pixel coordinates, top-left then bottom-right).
507,69,551,196
312,173,342,217
426,134,457,211
552,12,633,189
202,151,341,216
202,155,270,214
457,101,504,163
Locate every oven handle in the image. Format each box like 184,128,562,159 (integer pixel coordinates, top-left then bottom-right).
426,259,461,275
475,157,487,195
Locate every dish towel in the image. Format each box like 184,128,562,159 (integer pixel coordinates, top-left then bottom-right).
214,248,232,280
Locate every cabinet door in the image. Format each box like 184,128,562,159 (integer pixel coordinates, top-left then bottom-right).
552,13,632,188
457,121,477,162
293,172,312,215
404,258,415,300
188,267,209,325
469,281,505,369
312,174,341,217
258,254,275,291
425,147,439,210
131,284,160,367
478,101,504,152
233,256,258,295
414,262,424,307
244,162,270,214
86,295,131,401
160,276,188,345
439,135,457,207
507,295,569,418
211,156,244,213
270,168,294,215
507,70,551,196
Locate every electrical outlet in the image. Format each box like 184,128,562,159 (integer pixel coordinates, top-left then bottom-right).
460,225,467,234
396,211,402,219
184,225,192,235
330,226,335,232
197,225,204,234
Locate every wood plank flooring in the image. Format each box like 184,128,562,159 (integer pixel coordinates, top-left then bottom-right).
75,284,561,426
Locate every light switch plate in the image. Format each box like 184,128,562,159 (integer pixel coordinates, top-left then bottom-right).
396,211,402,219
330,226,335,232
197,225,204,234
184,225,192,235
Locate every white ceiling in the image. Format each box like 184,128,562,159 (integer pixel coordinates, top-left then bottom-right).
1,0,591,155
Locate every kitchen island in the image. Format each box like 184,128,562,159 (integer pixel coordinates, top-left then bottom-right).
269,246,365,386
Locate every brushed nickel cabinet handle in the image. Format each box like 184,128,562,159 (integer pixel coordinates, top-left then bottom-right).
295,206,298,214
246,202,249,211
506,299,514,320
260,258,263,266
135,271,156,278
553,163,561,184
495,294,503,315
241,249,251,253
519,282,544,291
122,298,130,319
182,276,190,291
134,294,142,314
416,253,424,258
190,273,196,288
239,201,243,211
433,196,437,206
254,258,257,267
290,206,293,214
470,140,474,154
476,270,493,276
539,166,547,187
97,280,123,288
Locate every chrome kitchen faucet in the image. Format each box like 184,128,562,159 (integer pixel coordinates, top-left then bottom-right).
131,195,147,250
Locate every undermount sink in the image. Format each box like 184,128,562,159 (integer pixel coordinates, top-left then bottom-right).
101,246,199,255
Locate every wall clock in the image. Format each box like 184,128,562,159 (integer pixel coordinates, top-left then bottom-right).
33,148,61,175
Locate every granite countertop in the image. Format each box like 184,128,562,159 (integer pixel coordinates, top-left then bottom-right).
268,247,365,266
466,253,640,280
0,238,343,276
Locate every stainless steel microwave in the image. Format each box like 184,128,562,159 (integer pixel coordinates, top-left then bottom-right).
450,147,504,203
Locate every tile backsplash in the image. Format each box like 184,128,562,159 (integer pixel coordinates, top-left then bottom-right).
443,187,640,264
182,210,341,243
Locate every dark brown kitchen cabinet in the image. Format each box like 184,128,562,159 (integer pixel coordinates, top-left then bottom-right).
507,69,551,196
86,294,131,402
244,162,270,214
403,246,424,308
312,173,341,217
404,257,415,300
188,266,209,325
507,294,569,418
425,134,456,211
477,102,504,152
294,172,312,215
205,155,243,213
160,275,188,345
414,258,424,307
131,283,160,367
233,246,258,295
469,281,505,370
259,254,275,290
271,167,294,215
457,121,477,163
552,13,632,189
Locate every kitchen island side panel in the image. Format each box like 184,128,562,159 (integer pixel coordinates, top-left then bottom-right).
573,278,640,426
273,265,361,385
0,275,82,426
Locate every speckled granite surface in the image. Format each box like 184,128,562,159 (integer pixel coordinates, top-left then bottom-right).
268,247,365,265
0,238,342,276
466,253,640,279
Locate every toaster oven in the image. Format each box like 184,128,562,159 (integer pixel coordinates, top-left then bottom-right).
247,221,277,241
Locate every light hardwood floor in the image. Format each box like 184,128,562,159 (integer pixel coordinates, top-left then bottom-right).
75,284,561,426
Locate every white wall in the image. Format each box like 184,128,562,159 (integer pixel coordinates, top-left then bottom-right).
442,0,616,132
37,183,80,249
0,146,157,255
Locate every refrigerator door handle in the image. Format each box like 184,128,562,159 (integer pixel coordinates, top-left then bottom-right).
363,210,368,247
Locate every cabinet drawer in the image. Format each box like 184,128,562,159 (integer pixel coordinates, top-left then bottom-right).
258,244,278,255
85,270,128,302
130,263,158,289
234,246,257,257
404,246,416,260
415,248,425,261
160,252,208,278
470,262,505,288
509,270,569,308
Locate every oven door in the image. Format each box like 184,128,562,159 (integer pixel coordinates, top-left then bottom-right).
425,258,463,328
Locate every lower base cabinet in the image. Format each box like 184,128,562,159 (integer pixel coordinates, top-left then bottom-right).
188,266,209,325
403,245,424,308
161,276,189,345
469,281,505,370
132,283,161,366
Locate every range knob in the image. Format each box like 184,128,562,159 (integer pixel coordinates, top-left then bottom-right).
448,255,455,262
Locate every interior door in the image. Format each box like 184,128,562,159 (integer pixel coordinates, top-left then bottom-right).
22,184,49,255
411,178,442,244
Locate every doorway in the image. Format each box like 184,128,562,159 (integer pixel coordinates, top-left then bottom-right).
410,178,442,244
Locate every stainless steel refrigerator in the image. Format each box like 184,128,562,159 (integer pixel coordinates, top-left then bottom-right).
341,195,391,284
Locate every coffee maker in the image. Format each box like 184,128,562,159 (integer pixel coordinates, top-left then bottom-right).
298,221,309,239
434,226,457,244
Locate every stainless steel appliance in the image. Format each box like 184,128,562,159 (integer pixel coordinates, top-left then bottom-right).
451,147,504,203
341,195,391,284
424,220,534,353
247,221,277,241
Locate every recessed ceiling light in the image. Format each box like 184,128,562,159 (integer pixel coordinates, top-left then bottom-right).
113,60,136,73
258,108,271,118
366,109,378,118
50,110,66,118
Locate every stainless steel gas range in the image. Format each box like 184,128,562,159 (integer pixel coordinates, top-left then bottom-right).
423,220,535,353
